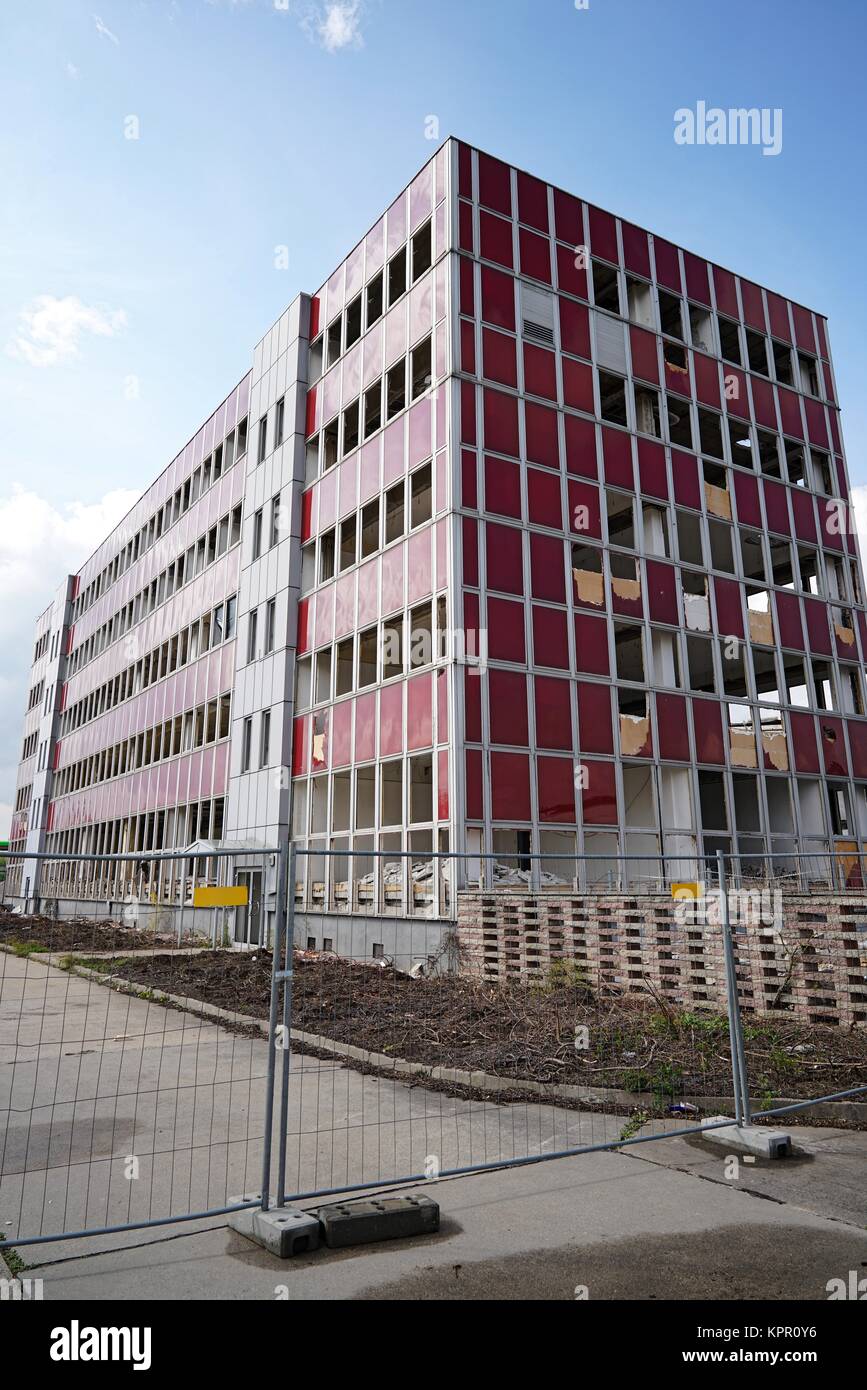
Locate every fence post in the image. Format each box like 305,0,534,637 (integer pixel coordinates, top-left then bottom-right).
276,841,295,1208
717,851,751,1125
260,841,289,1213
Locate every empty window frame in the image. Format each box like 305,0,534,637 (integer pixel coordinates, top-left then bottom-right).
626,276,654,327
592,259,621,313
386,361,406,419
381,615,403,680
315,647,332,703
717,315,742,366
745,328,769,376
785,440,808,487
782,653,810,707
642,503,670,557
358,627,378,687
650,627,681,687
719,639,749,697
361,499,380,558
769,537,794,587
319,528,336,583
339,514,357,572
810,449,835,495
676,509,704,567
728,416,752,461
380,761,403,826
740,530,766,583
335,637,354,696
366,271,384,328
388,247,407,305
412,220,432,282
411,336,432,399
688,303,714,353
658,290,684,340
756,428,782,478
666,395,693,448
598,370,628,426
385,480,405,543
753,646,781,705
364,380,382,438
327,317,342,367
772,338,793,386
410,463,432,528
409,601,433,668
697,408,724,459
345,293,362,350
797,353,820,397
686,634,716,693
606,490,636,548
323,417,340,472
634,384,662,438
707,519,735,574
308,337,323,382
342,400,360,455
613,623,645,683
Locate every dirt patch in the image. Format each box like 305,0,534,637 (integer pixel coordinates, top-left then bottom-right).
0,909,188,955
73,949,867,1107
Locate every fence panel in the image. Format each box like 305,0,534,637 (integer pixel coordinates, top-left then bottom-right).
2,845,865,1248
0,847,277,1248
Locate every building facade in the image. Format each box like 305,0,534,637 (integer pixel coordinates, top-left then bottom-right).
9,138,867,947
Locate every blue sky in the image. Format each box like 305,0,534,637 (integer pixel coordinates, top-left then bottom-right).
1,0,865,831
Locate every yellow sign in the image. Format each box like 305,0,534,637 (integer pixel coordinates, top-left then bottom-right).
192,885,249,908
671,882,701,900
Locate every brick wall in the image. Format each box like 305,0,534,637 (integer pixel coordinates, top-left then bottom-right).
456,891,867,1027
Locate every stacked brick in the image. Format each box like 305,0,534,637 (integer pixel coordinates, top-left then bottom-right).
456,891,867,1027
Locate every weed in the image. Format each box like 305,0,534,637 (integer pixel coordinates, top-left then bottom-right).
619,1109,650,1141
0,1235,26,1276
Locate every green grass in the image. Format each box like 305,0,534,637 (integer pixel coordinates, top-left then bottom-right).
0,1234,27,1276
7,940,49,958
72,956,134,974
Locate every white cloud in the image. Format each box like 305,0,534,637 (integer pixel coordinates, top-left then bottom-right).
317,2,363,50
93,14,119,44
296,1,365,52
0,486,140,838
66,61,80,79
7,295,127,368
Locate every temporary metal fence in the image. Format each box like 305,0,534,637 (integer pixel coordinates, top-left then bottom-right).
1,845,865,1252
0,846,277,1250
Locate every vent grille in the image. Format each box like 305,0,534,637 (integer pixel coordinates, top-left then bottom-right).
520,284,555,347
523,319,554,346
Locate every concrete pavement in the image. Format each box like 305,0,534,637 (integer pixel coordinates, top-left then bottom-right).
16,1131,867,1300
